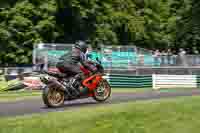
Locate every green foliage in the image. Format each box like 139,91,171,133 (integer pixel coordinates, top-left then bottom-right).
176,0,200,52
0,76,21,91
0,0,197,65
0,0,58,65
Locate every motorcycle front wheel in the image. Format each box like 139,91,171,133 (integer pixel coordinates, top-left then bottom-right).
42,85,65,108
93,79,111,102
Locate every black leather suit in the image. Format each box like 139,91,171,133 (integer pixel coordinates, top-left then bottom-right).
56,47,91,79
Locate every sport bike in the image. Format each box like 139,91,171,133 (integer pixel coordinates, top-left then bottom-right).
40,58,111,108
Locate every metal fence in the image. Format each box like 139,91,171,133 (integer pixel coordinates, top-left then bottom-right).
33,43,153,70
1,43,199,78
33,43,73,70
150,55,200,67
98,45,200,69
1,66,200,76
32,43,200,73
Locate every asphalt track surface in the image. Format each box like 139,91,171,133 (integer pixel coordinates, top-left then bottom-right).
0,90,200,118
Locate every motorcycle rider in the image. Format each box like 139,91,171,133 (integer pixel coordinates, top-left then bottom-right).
56,40,93,96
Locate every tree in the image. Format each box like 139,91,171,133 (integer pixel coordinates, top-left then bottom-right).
0,0,197,65
0,0,59,65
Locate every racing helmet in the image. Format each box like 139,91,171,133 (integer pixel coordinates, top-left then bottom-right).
75,40,88,53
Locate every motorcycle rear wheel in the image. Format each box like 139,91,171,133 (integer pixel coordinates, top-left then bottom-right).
93,79,111,102
42,85,65,108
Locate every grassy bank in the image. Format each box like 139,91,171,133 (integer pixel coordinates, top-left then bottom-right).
0,91,41,102
0,88,144,102
0,96,200,133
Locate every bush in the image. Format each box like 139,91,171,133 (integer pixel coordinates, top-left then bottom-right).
0,75,22,92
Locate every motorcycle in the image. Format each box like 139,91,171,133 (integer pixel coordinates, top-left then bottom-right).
40,58,111,108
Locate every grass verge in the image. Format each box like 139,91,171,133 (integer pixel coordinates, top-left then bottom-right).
0,91,41,102
0,96,200,133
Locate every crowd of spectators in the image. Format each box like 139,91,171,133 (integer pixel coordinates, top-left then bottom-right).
152,48,200,66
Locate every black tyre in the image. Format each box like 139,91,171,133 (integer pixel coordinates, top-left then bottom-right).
42,85,65,108
93,79,111,102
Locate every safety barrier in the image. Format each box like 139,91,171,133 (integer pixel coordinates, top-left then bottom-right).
152,74,197,89
197,75,200,88
106,74,152,88
106,74,200,89
2,68,200,90
22,73,200,89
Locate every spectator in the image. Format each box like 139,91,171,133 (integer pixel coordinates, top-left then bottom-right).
172,50,177,66
193,47,199,65
160,50,167,66
179,48,186,56
138,53,144,66
35,57,45,71
179,48,187,66
153,49,160,66
167,48,173,65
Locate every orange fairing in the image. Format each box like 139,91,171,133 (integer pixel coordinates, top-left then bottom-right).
82,74,102,91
